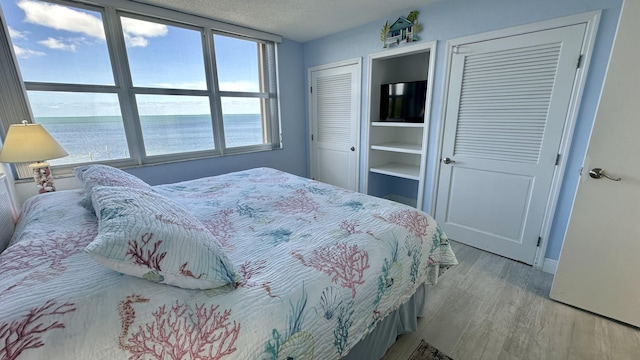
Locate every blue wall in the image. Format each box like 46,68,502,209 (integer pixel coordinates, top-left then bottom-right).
302,0,622,260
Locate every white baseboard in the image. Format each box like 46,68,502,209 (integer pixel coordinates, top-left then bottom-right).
542,258,558,275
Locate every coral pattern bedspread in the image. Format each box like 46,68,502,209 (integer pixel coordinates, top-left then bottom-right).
0,168,457,360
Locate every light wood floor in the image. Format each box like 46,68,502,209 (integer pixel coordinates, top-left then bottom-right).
381,241,640,360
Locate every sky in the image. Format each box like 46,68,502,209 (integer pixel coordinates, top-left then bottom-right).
0,0,262,116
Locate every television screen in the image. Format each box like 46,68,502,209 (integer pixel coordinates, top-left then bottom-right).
379,80,427,123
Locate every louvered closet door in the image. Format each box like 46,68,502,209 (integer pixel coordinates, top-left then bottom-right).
435,24,585,264
310,63,360,191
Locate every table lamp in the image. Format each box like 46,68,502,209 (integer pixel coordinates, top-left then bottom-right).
0,120,69,194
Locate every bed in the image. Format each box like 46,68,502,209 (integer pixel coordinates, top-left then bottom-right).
0,166,457,360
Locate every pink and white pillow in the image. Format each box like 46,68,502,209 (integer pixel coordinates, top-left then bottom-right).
84,185,239,289
74,164,154,210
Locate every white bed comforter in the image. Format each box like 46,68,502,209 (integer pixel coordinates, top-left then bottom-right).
0,168,457,360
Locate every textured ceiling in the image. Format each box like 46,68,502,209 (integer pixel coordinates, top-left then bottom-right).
133,0,439,42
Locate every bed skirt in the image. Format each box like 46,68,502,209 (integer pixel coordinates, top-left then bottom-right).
343,283,427,359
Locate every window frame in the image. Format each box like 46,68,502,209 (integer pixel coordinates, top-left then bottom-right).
212,31,279,152
0,0,282,178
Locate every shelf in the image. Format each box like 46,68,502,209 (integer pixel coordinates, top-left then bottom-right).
371,122,424,128
369,162,420,180
366,43,434,210
371,142,422,154
384,194,418,208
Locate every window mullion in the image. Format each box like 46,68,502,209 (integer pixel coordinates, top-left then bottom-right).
271,43,283,149
217,91,269,98
24,82,119,93
103,6,145,164
203,28,226,153
129,87,210,97
257,44,270,145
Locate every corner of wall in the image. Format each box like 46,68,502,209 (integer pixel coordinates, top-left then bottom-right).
542,258,558,275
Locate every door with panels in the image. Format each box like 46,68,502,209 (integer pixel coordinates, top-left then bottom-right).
436,24,586,264
309,60,361,191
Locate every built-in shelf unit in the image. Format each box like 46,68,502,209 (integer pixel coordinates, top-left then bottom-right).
365,42,436,209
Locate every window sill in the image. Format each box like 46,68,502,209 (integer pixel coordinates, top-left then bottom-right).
49,145,282,178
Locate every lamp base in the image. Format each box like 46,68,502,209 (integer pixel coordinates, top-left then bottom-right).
29,162,56,194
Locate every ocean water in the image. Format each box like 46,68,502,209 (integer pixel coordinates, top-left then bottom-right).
38,114,264,165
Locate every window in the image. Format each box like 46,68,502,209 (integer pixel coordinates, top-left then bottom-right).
214,34,273,148
6,1,114,85
2,0,127,169
221,98,265,147
136,94,214,156
28,91,128,165
122,16,207,90
120,15,214,156
0,0,280,177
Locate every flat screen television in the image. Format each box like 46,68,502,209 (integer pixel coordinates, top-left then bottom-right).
379,80,427,123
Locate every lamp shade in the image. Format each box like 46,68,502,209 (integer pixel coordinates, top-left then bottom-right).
0,122,68,163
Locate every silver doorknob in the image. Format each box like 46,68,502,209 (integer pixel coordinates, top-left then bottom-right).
443,157,455,164
588,168,621,181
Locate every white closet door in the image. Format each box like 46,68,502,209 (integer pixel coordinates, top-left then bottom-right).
436,24,585,264
310,62,360,191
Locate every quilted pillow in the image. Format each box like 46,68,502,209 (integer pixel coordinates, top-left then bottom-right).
74,164,153,210
84,185,239,289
